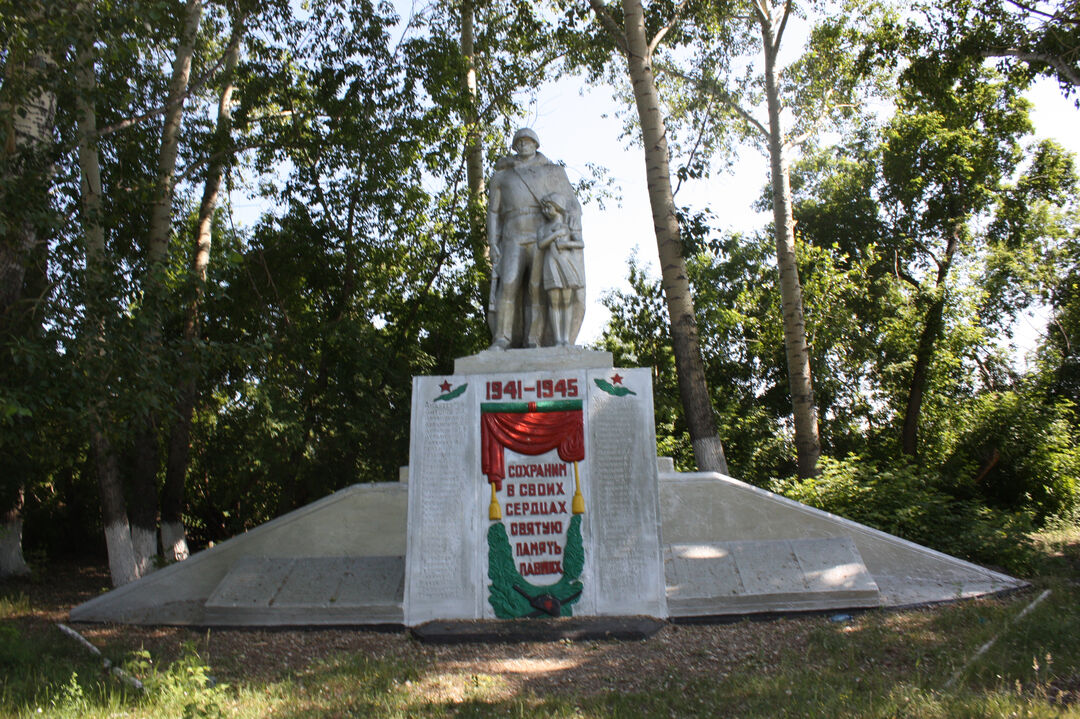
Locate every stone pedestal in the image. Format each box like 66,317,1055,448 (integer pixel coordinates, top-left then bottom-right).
403,354,667,626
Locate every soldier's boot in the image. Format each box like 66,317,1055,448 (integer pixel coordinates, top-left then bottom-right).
489,299,516,350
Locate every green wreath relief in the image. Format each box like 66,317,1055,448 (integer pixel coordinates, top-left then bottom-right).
487,515,584,618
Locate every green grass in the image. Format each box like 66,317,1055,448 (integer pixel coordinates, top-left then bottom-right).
2,527,1079,718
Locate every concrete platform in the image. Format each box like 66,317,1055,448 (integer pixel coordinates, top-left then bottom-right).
69,482,407,625
411,616,666,643
204,556,404,625
665,537,880,617
659,471,1025,608
454,346,612,373
69,463,1026,627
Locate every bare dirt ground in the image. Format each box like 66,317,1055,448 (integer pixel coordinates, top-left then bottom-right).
8,561,820,700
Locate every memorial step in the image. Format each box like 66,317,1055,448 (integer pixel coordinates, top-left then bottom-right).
204,556,404,626
410,615,666,644
664,537,881,617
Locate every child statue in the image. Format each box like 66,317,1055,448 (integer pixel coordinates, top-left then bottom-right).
535,193,585,346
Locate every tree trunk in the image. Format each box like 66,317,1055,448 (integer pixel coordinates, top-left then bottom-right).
620,0,728,474
89,427,139,586
0,44,55,319
900,293,946,456
0,489,29,578
130,423,160,574
75,3,139,587
0,8,57,576
759,6,821,478
146,0,204,269
161,12,242,563
901,225,959,457
129,0,205,571
462,0,495,334
462,0,485,217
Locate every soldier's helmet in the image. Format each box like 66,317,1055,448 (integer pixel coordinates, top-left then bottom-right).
512,128,540,151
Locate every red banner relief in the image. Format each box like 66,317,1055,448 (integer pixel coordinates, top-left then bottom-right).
481,411,584,490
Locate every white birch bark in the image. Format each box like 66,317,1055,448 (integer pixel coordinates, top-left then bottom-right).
146,0,204,266
615,0,728,473
0,521,28,577
0,491,29,577
160,521,190,562
0,19,57,576
462,0,485,210
0,60,55,312
161,11,243,563
757,0,821,478
130,0,204,572
75,1,139,587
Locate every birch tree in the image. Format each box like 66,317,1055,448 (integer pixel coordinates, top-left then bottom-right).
125,0,204,575
160,8,245,564
74,0,141,586
748,0,821,477
660,1,881,476
0,0,58,577
69,0,236,583
586,0,729,473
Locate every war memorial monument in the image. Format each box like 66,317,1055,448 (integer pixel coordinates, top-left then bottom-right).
70,130,1024,635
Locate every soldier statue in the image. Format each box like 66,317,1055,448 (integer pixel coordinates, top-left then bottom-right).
487,128,585,349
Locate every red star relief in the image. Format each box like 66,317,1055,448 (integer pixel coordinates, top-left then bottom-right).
439,380,452,393
611,373,623,385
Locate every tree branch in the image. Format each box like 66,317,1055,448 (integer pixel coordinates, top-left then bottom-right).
773,0,793,54
1052,316,1073,355
750,0,769,26
660,62,769,138
588,0,629,56
894,252,921,289
1003,0,1080,25
982,47,1080,86
97,46,233,137
783,92,856,151
174,136,273,184
648,0,690,56
673,95,717,197
724,95,769,138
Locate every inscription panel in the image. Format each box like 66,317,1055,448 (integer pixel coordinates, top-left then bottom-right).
404,377,479,624
586,368,666,617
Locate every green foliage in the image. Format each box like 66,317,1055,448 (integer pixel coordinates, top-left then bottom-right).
920,0,1080,106
773,455,1037,573
0,0,519,560
0,622,34,669
143,645,229,719
942,391,1080,524
598,255,694,472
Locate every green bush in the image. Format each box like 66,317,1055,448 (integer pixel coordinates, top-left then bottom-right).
941,392,1080,525
772,455,1037,574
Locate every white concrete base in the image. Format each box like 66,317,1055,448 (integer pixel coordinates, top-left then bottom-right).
665,538,881,617
454,346,612,374
70,483,407,625
204,556,404,625
70,462,1026,626
660,471,1025,609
